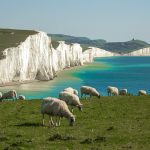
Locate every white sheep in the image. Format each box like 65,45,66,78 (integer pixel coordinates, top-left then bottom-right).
107,86,119,96
119,89,128,95
59,91,83,112
63,87,78,95
138,90,147,96
41,97,75,126
1,90,17,100
18,95,26,100
80,86,101,99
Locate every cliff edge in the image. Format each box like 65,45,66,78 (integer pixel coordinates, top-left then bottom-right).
0,30,84,85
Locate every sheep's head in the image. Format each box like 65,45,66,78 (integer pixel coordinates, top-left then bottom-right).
78,104,83,111
69,116,75,126
74,90,78,95
98,94,101,99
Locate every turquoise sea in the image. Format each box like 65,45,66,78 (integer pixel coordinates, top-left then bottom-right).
0,56,150,99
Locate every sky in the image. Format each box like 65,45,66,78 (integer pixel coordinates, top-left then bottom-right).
0,0,150,42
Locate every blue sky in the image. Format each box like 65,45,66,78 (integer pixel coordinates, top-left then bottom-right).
0,0,150,42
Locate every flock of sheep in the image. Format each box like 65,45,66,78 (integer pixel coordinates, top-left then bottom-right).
0,90,25,101
41,86,100,127
107,86,147,96
0,86,148,127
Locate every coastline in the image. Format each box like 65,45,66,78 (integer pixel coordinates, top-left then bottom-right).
0,61,110,88
0,64,88,88
0,80,39,87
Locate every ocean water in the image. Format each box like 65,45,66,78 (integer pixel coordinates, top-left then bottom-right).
0,56,150,99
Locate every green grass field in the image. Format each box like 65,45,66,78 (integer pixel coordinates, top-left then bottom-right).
0,96,150,150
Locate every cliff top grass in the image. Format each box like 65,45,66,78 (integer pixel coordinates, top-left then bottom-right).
0,28,37,58
0,96,149,149
51,40,60,49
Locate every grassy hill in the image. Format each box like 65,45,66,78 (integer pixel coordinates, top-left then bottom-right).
100,39,150,54
0,96,149,150
49,34,150,53
0,29,37,59
0,29,149,55
48,34,106,50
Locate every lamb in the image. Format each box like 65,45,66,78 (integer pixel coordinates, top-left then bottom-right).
80,86,101,99
41,97,75,126
138,90,147,96
107,86,119,96
63,87,78,95
18,95,26,100
59,91,83,112
119,89,128,95
1,90,17,100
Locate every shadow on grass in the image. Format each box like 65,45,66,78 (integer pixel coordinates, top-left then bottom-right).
48,133,76,141
14,122,42,127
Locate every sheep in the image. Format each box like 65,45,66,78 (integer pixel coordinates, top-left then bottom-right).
41,97,75,127
138,90,147,96
59,91,83,112
63,87,78,95
80,86,100,99
119,89,128,95
1,90,17,100
107,86,119,96
18,95,26,100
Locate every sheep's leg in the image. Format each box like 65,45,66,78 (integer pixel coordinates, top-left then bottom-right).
48,115,54,126
81,93,83,98
58,117,61,126
71,106,74,113
50,116,54,126
48,115,51,126
90,94,92,99
85,94,87,100
55,116,58,126
42,114,45,126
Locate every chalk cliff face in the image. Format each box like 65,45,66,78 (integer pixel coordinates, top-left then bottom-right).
3,30,149,85
124,47,150,56
53,41,83,71
83,47,117,63
0,32,83,85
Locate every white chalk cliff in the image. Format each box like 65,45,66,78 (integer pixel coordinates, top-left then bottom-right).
124,47,150,56
83,47,118,63
1,30,149,85
0,32,83,85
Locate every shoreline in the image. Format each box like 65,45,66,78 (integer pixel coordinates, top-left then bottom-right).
0,80,40,87
0,64,88,88
0,56,149,88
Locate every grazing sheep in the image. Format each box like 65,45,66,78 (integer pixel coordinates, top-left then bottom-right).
80,86,100,99
119,89,128,95
107,86,119,96
63,87,78,95
18,95,26,100
1,90,17,100
59,91,83,112
41,97,75,126
138,90,147,96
